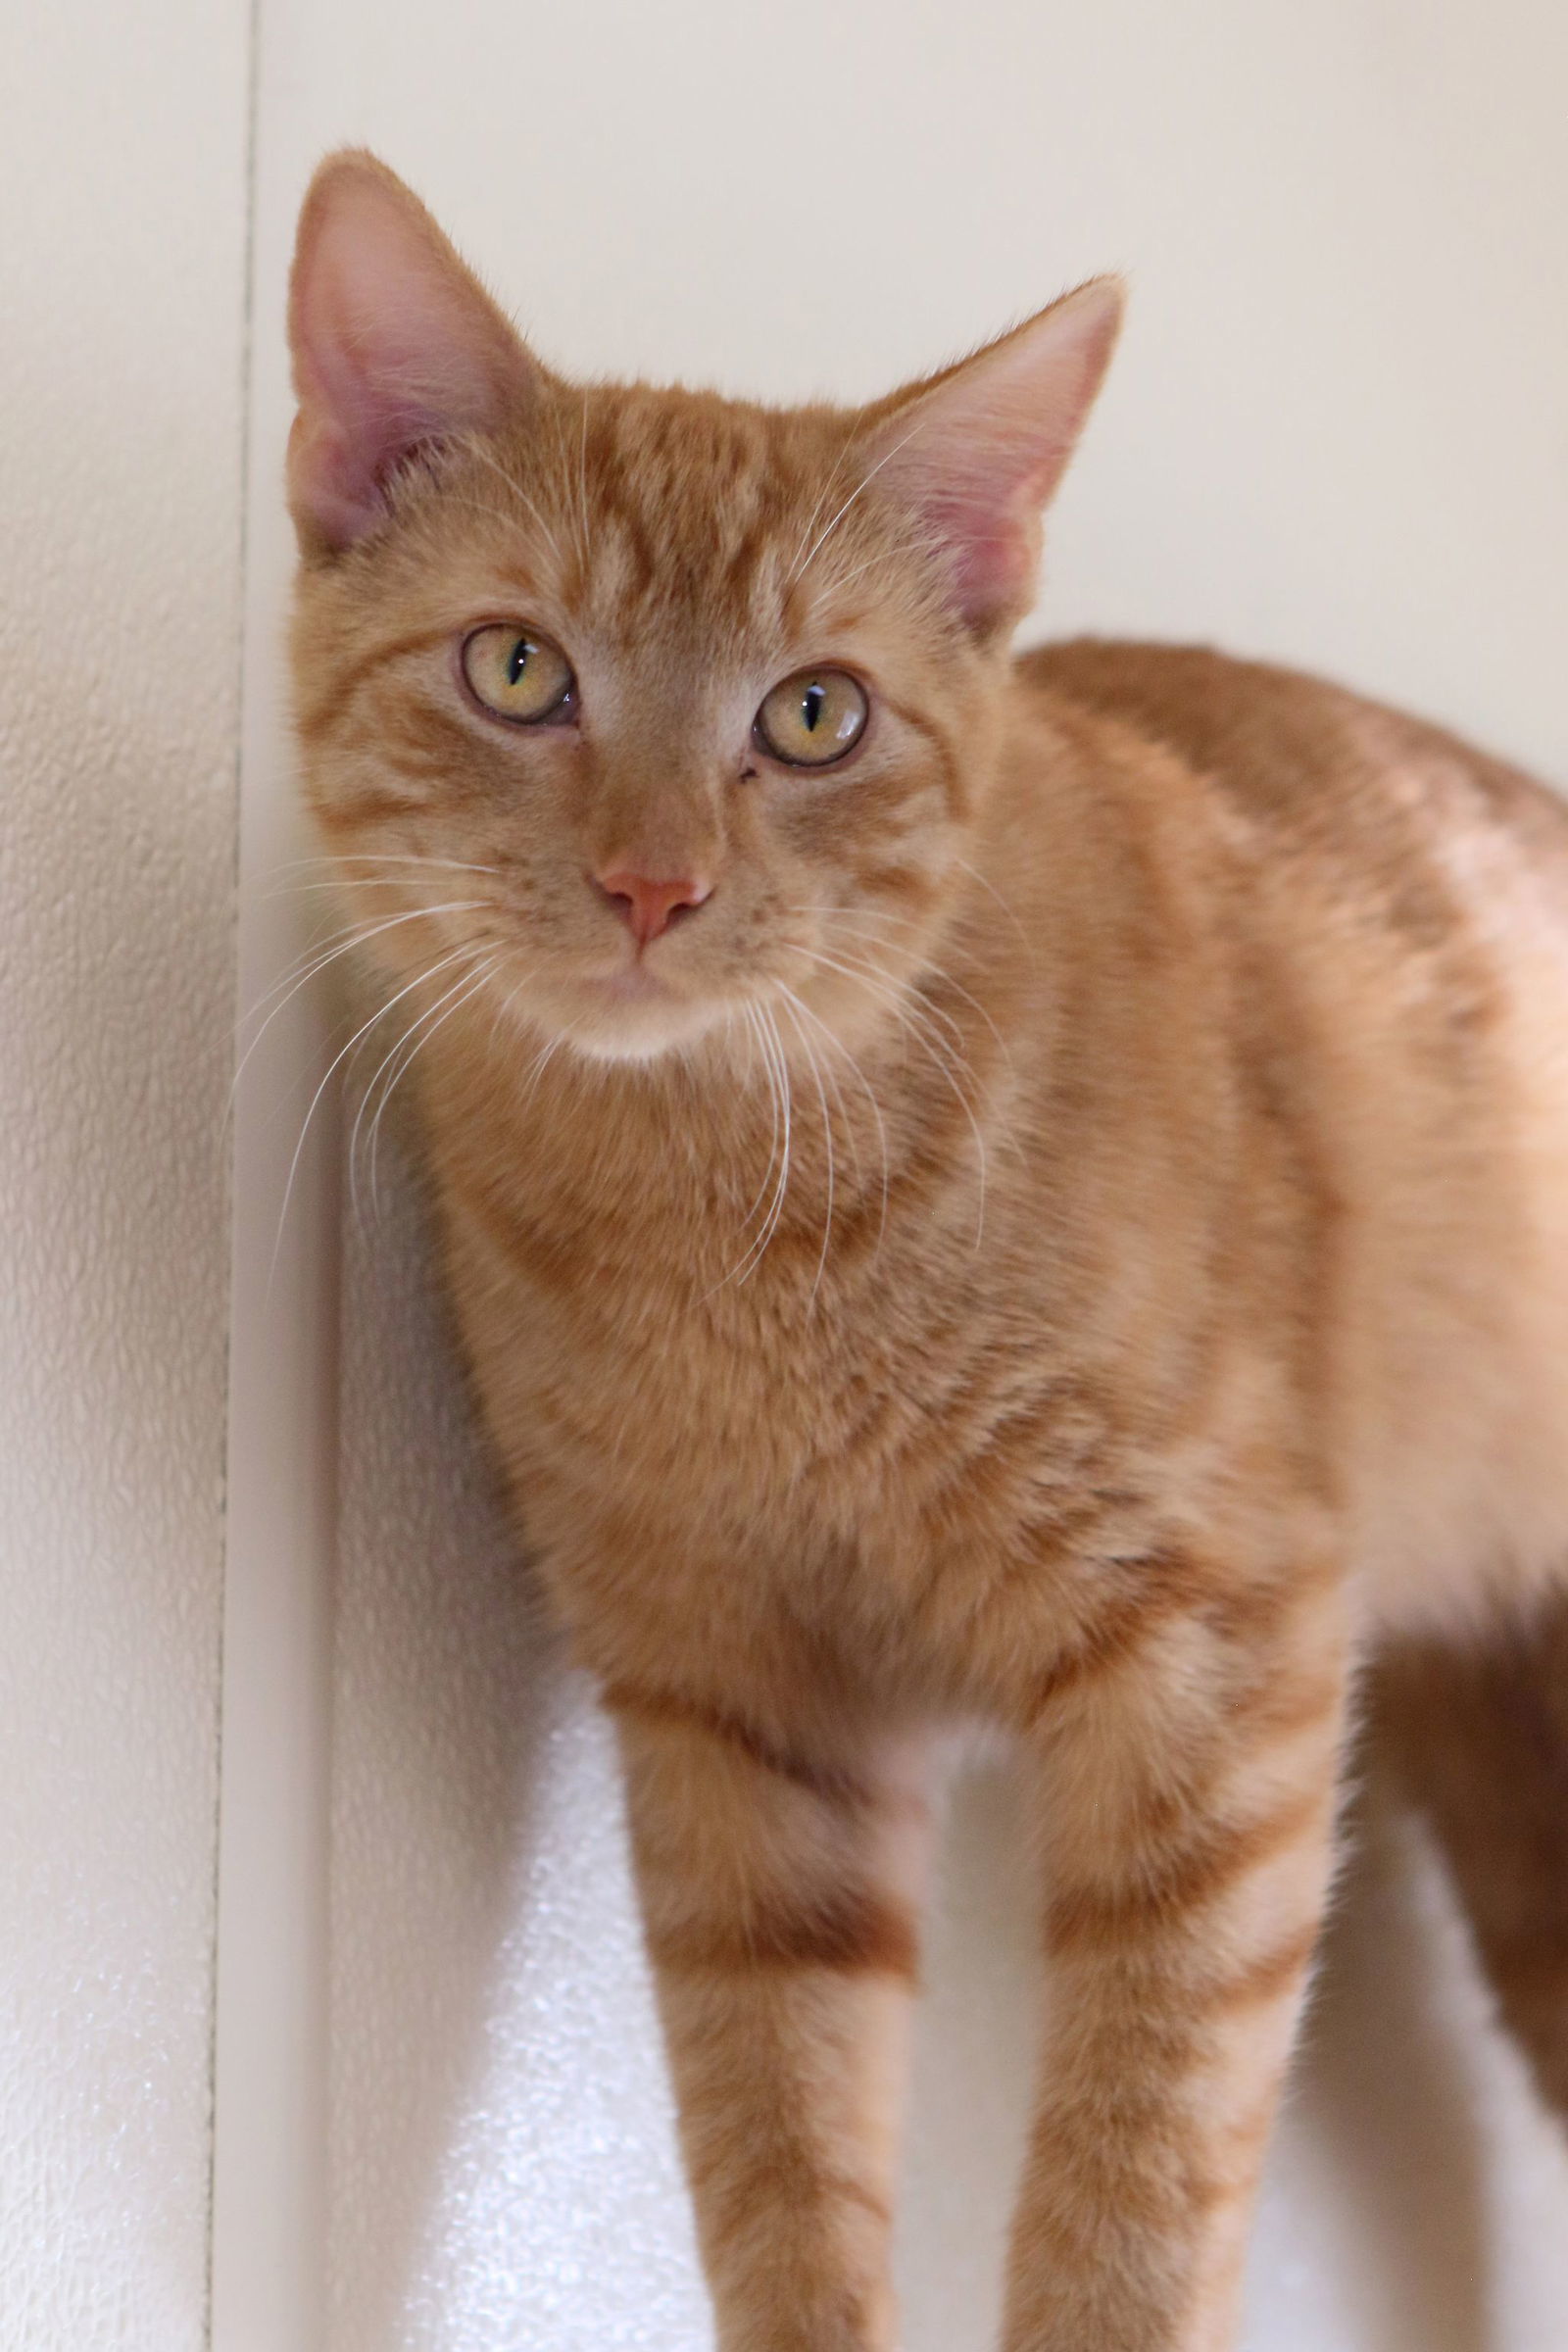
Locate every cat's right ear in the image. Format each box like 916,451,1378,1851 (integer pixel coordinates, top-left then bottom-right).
287,150,536,556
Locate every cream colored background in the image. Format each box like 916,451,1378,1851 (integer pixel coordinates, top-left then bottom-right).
7,0,1568,2346
1,3,249,2346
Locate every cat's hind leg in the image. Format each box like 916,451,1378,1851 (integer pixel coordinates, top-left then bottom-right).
1374,1592,1568,2124
1000,1549,1353,2352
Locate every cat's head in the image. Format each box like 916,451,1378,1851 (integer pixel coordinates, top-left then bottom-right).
287,151,1120,1065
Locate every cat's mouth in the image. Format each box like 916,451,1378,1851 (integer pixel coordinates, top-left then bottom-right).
584,962,673,1005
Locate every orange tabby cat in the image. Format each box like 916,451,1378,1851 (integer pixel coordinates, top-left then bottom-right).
285,149,1568,2351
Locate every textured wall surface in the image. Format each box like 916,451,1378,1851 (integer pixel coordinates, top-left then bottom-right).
226,1,1568,2347
0,3,250,2346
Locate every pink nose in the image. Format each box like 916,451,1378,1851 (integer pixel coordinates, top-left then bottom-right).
595,867,712,947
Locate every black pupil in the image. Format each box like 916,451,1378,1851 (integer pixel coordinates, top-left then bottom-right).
508,639,531,686
802,681,826,733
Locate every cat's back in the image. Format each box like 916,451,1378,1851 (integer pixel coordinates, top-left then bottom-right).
1020,634,1568,887
1019,636,1568,1624
1018,633,1568,1214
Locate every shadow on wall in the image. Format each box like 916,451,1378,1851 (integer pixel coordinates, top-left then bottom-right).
326,1150,708,2352
1251,1788,1568,2352
325,1155,1568,2352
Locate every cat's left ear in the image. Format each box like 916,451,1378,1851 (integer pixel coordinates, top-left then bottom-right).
287,149,539,555
858,277,1124,640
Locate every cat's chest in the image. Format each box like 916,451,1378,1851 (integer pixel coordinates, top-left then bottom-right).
459,1196,980,1494
439,1187,1200,1729
440,1167,1138,1614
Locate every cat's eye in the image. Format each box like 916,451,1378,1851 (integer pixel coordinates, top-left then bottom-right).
754,668,868,768
461,623,575,724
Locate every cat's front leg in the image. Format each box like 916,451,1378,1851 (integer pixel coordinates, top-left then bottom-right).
1002,1557,1353,2352
609,1684,935,2352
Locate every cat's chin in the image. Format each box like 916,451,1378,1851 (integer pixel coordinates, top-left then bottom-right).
548,991,732,1066
489,959,733,1066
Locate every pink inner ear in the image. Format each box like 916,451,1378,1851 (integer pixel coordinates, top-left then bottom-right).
909,466,1058,625
287,159,531,552
863,277,1123,634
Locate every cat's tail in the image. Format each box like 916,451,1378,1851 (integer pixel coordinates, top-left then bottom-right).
1372,1594,1568,2121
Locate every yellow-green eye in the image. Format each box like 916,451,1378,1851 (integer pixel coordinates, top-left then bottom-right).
461,623,575,723
755,668,868,768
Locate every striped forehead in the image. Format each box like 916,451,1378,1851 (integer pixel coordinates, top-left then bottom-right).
571,390,842,634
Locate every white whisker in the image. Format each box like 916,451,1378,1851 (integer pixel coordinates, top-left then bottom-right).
955,858,1034,956
348,944,495,1229
755,1005,796,1273
227,898,490,1130
270,938,486,1291
485,950,535,1054
815,530,936,599
782,457,851,587
461,441,567,565
808,914,1010,1055
736,1004,782,1234
791,946,988,1247
269,871,501,900
779,995,835,1304
778,984,860,1193
722,1005,794,1288
362,954,502,1221
791,904,1017,1059
795,941,971,1063
517,1030,565,1112
775,983,891,1253
268,853,503,879
786,416,930,589
238,897,490,1029
576,396,592,575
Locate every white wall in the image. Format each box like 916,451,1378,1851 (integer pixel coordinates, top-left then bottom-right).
0,4,251,2346
10,2,1568,2348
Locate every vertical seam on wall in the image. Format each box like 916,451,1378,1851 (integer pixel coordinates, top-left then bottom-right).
205,0,264,2339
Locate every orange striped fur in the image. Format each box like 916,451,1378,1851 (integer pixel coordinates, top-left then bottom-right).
285,152,1568,2349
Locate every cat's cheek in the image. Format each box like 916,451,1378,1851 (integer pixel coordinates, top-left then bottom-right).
754,764,884,858
761,768,956,917
306,751,434,826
